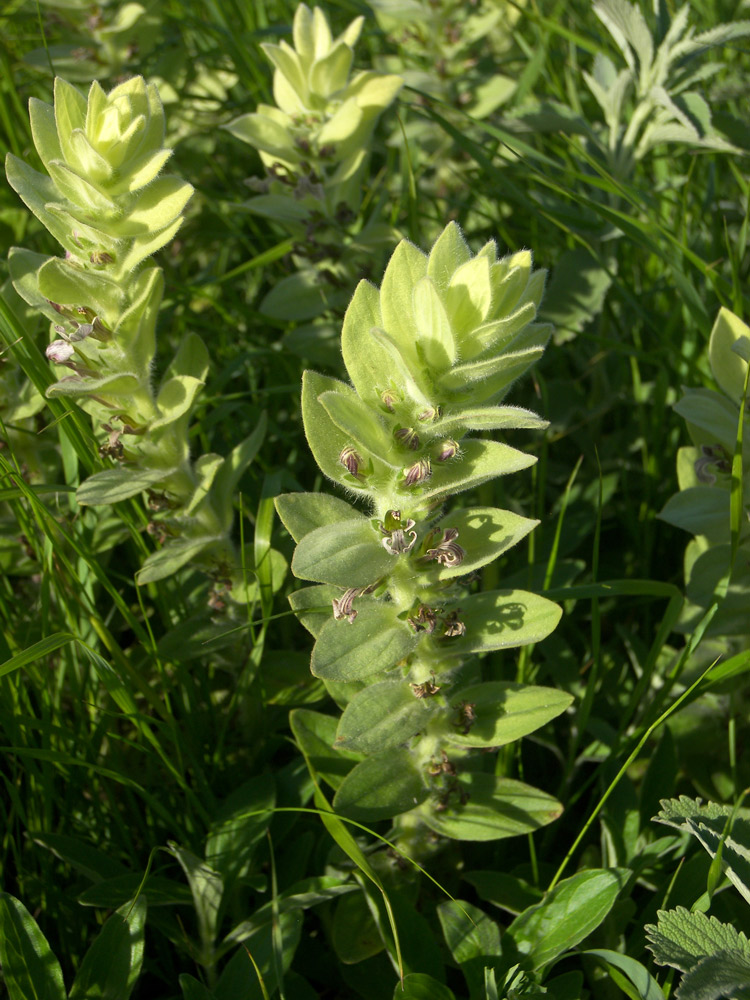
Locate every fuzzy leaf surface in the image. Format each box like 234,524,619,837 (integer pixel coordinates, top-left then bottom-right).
445,682,573,748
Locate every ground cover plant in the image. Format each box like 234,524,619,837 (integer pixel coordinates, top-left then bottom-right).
1,0,749,997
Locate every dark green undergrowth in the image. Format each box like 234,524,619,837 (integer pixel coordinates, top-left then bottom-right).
1,1,750,998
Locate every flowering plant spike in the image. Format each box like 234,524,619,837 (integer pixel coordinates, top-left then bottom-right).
277,223,571,843
659,307,750,637
6,77,265,586
225,3,403,322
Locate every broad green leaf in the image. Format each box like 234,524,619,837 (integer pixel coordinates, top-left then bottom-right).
213,910,302,1000
439,590,561,656
393,975,456,1000
289,709,362,791
431,507,539,580
136,535,222,585
168,843,223,955
437,899,501,964
292,518,396,587
333,748,428,821
205,775,275,886
332,891,384,964
584,951,665,1000
709,307,750,402
445,682,573,748
69,897,146,1000
310,40,353,96
678,953,750,1000
77,466,174,505
319,390,397,465
0,893,66,1000
311,602,418,681
47,371,141,399
151,375,205,432
417,439,537,506
421,773,562,841
288,583,340,637
179,974,215,1000
302,370,365,488
335,680,433,752
674,386,742,446
77,875,192,908
446,254,493,332
262,270,338,321
37,255,126,317
276,492,361,543
507,869,625,970
658,488,729,543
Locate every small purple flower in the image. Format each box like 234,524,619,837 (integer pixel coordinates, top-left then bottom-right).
436,439,459,462
425,527,465,567
402,458,431,487
379,510,418,555
339,445,365,480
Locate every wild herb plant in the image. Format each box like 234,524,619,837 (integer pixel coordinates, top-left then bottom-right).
511,0,750,180
225,3,403,324
659,307,750,639
277,222,571,845
5,75,265,587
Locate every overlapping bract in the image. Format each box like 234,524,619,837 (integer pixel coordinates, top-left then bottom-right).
659,307,750,636
5,77,263,585
278,223,567,842
226,4,401,209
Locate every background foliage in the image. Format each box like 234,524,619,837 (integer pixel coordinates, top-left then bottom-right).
1,0,749,997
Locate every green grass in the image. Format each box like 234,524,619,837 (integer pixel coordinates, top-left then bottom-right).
1,0,749,996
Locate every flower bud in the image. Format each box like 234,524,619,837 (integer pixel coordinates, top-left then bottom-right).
417,405,441,422
381,389,399,412
437,439,459,462
402,458,431,487
339,445,365,480
46,340,75,364
394,426,420,450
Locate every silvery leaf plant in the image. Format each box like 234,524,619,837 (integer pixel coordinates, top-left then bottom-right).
224,3,403,323
513,0,750,181
277,222,572,846
659,307,750,639
5,76,266,588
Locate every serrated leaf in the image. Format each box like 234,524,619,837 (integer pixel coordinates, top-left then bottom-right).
646,907,750,972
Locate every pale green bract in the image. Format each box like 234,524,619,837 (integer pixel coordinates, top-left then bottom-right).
224,3,403,323
5,77,266,587
278,222,570,845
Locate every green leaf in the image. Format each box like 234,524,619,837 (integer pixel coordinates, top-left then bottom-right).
431,507,539,580
0,633,75,679
205,775,275,886
677,953,750,1000
393,975,457,1000
168,843,223,956
68,897,146,1000
276,492,361,543
77,466,174,505
646,907,750,973
418,439,537,506
421,773,562,841
179,974,215,1000
709,307,750,402
0,893,66,1000
658,488,729,544
289,709,362,791
439,590,561,656
292,518,396,587
379,240,429,369
136,535,223,585
318,390,396,465
584,951,665,1000
332,891,384,964
653,797,750,906
288,583,341,638
437,899,501,963
311,602,418,681
427,221,472,292
432,405,547,436
262,270,339,321
332,748,428,821
506,869,625,970
335,680,433,752
445,681,573,748
302,370,364,488
413,276,456,371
